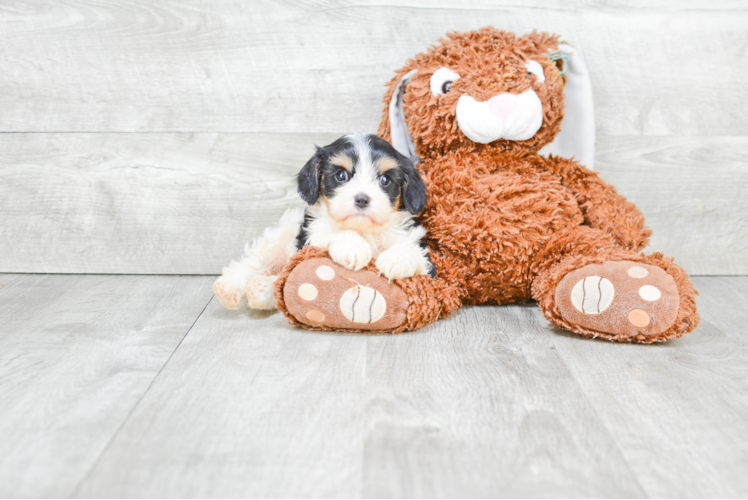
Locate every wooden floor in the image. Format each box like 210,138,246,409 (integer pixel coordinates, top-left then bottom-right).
1,274,746,498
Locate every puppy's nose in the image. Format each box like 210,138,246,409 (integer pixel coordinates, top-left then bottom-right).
354,193,370,209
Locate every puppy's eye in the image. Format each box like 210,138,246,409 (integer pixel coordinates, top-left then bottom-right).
334,170,350,182
379,174,391,187
430,67,461,97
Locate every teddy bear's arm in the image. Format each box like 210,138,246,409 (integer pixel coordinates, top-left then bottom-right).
541,156,652,252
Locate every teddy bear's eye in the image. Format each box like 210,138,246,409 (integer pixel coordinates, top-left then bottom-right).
430,67,461,97
525,60,546,83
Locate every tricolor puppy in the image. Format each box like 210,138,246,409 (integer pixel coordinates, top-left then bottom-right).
213,133,434,311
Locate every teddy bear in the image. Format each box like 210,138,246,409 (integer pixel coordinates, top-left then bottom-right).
273,27,699,343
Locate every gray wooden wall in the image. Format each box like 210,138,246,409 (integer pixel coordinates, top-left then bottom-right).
1,0,746,275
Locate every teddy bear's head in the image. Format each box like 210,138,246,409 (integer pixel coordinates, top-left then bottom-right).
378,28,569,159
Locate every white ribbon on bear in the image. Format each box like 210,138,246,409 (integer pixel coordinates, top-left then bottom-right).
538,43,596,170
389,69,420,162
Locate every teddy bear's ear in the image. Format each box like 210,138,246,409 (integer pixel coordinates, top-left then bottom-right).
539,43,596,170
387,69,420,163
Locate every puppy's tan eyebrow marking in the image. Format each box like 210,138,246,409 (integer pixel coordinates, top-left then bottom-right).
329,153,354,171
375,156,399,173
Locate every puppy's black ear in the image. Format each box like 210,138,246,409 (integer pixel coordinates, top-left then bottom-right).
297,146,325,205
401,159,427,214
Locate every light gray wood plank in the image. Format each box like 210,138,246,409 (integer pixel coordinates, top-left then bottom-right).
343,0,748,8
0,274,214,498
0,132,335,274
689,276,748,341
362,304,645,498
76,304,644,498
1,133,744,275
3,276,747,497
595,136,748,276
547,277,748,497
0,1,746,136
74,300,368,498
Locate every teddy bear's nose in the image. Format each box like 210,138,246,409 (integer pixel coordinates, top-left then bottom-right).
487,94,518,119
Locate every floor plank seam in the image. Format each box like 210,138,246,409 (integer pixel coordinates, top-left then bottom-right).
66,295,215,498
544,328,650,496
562,370,650,497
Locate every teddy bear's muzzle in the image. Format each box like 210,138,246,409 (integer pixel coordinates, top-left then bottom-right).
455,90,543,143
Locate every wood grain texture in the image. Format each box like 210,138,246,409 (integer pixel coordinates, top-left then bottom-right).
362,305,645,498
63,276,748,497
548,276,748,497
687,276,748,341
0,274,214,498
1,133,743,274
596,136,748,275
74,299,368,498
0,1,746,135
0,132,334,274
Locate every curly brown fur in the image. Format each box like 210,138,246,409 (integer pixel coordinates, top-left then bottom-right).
277,27,699,343
534,155,652,251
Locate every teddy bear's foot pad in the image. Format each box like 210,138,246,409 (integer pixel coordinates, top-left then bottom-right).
283,257,408,331
556,261,680,337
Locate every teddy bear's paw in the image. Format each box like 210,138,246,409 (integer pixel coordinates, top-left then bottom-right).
555,261,680,338
246,275,278,310
282,257,408,331
213,277,244,310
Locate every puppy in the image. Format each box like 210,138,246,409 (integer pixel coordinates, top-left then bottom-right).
213,133,433,311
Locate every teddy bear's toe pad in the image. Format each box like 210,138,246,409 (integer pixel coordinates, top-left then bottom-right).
556,261,679,337
283,257,408,331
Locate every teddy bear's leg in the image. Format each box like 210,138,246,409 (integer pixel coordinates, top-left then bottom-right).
530,226,699,343
273,246,461,333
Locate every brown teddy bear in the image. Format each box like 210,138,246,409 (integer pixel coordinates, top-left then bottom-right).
274,27,699,343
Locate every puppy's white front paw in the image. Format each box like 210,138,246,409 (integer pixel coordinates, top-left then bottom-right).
213,277,243,310
329,238,372,271
376,249,419,280
246,275,277,310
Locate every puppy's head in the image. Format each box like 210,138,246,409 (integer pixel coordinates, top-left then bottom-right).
297,133,427,231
